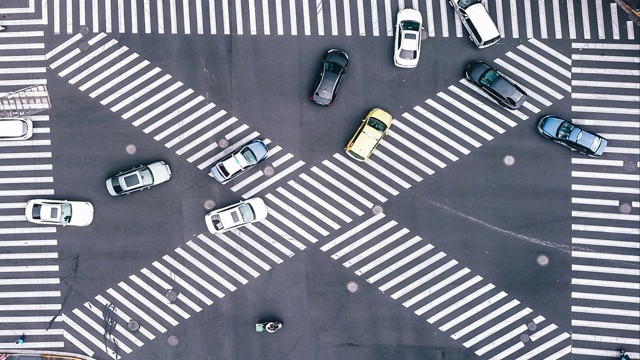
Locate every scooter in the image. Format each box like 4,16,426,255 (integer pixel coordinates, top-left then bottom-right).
256,321,282,333
0,26,6,32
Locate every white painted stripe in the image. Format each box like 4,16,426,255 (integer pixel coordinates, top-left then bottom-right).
63,314,118,359
523,0,533,38
139,268,202,313
572,184,640,195
343,228,409,268
464,307,532,348
221,0,230,34
404,110,471,154
475,324,527,356
506,52,571,92
573,237,640,249
0,67,46,74
370,0,379,36
356,236,423,276
0,278,59,286
572,305,639,317
245,223,296,257
117,282,179,327
175,117,236,155
495,59,564,100
129,275,191,323
289,180,352,222
333,154,398,194
175,248,237,291
572,105,639,115
0,139,50,148
0,188,55,197
267,206,319,243
572,197,619,206
572,80,640,90
0,202,27,209
300,173,363,216
572,171,639,181
302,0,311,35
187,239,248,284
260,219,307,250
343,0,352,36
427,284,495,324
374,150,424,182
275,0,283,35
289,0,298,35
62,331,94,357
162,255,224,298
572,292,639,304
82,300,145,347
572,118,640,128
100,67,162,105
328,0,338,35
628,21,635,40
233,228,283,264
110,73,172,112
197,234,260,278
145,96,205,134
573,319,639,331
595,0,605,39
529,38,571,65
573,278,639,289
537,0,547,38
572,54,640,63
403,268,470,308
332,221,398,260
427,98,493,140
0,252,57,260
439,291,508,331
163,107,223,145
415,275,483,316
242,160,305,199
366,158,411,189
310,166,373,208
580,0,591,39
0,315,61,323
495,0,505,37
277,187,340,229
106,287,168,333
0,176,53,184
572,224,640,236
451,299,520,340
516,333,571,359
572,210,639,221
438,92,506,133
573,67,640,76
419,102,484,147
214,233,271,271
95,294,156,339
573,264,639,276
266,193,329,236
573,43,640,50
58,38,118,77
79,53,139,91
321,213,385,252
0,239,56,246
380,252,449,292
316,0,325,35
152,261,214,305
610,3,620,39
600,134,640,142
572,93,640,102
0,291,59,298
322,160,387,201
447,86,518,127
127,83,188,122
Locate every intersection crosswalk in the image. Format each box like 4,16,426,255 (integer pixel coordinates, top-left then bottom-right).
569,42,640,360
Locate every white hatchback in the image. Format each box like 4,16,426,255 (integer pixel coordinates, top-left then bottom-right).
0,117,33,141
25,199,94,227
205,198,268,234
394,9,424,68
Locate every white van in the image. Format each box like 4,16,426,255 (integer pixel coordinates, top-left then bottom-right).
0,118,33,140
449,0,501,49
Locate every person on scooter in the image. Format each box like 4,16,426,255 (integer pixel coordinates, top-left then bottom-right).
620,349,630,360
265,322,281,333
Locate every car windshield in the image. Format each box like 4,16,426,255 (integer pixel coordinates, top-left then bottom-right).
557,121,574,140
61,204,72,223
479,69,500,87
458,0,481,10
240,147,257,164
401,20,420,31
110,177,122,193
589,137,602,152
368,117,388,132
140,168,154,185
400,49,417,59
325,62,343,75
31,204,42,219
239,203,256,222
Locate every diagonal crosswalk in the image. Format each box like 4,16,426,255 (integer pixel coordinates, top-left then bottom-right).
569,42,640,360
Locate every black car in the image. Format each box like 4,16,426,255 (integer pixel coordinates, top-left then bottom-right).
465,61,527,109
537,115,608,157
310,49,349,106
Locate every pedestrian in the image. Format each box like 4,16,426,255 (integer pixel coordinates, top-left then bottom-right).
0,353,9,360
15,334,25,344
620,349,631,360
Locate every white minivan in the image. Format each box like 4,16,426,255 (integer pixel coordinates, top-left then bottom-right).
0,117,33,140
449,0,501,49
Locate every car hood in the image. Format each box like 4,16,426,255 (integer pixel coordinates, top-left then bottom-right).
247,197,268,221
147,162,172,184
69,202,94,226
351,126,383,158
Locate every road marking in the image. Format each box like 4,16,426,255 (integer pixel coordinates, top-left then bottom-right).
573,67,640,76
573,319,640,331
506,52,571,92
373,150,424,182
316,0,325,36
495,59,563,100
403,267,470,308
90,61,151,98
573,264,640,276
83,298,146,347
418,103,483,147
427,98,493,140
321,214,385,252
245,223,296,257
302,0,311,35
572,171,639,181
440,291,508,332
332,221,398,260
0,140,51,148
275,0,284,35
329,0,338,35
300,173,363,216
175,248,237,291
447,86,518,127
139,269,202,313
572,250,639,262
572,106,639,115
277,187,340,229
106,287,168,333
403,110,471,154
366,159,411,189
260,219,307,250
415,275,483,316
95,294,156,339
175,117,234,156
572,305,639,317
357,0,365,36
571,80,639,90
371,0,379,36
573,278,640,290
266,193,330,236
145,96,205,134
241,160,305,198
573,43,640,50
0,252,56,260
117,282,179,326
333,153,398,195
523,0,532,38
381,252,449,293
311,166,374,208
573,223,640,235
247,0,256,34
454,10,462,37
343,228,409,268
572,292,640,304
439,0,448,37
102,68,164,106
79,52,138,91
572,197,619,206
288,180,352,222
58,38,117,77
152,261,215,305
379,142,435,175
627,21,635,40
572,54,640,63
366,244,436,284
452,299,520,340
289,0,298,35
495,0,505,38
0,278,58,286
215,233,271,271
63,314,116,359
197,234,261,278
186,240,248,285
266,206,319,243
386,130,449,166
427,284,496,324
580,0,590,39
208,0,217,34
343,0,352,36
595,0,605,39
572,93,640,102
162,107,223,145
573,237,640,249
437,92,506,133
425,0,434,37
127,83,187,122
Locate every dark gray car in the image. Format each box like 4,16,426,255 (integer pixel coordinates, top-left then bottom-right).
310,49,349,106
465,61,527,109
210,140,269,184
537,115,608,157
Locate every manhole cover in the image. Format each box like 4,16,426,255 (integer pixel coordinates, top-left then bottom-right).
79,25,90,35
263,165,275,177
204,199,216,210
128,320,140,332
218,139,229,148
623,160,637,172
125,144,137,155
619,203,632,214
372,205,384,215
346,281,359,293
527,322,537,331
503,155,516,166
166,290,178,303
78,41,90,51
167,335,179,347
520,334,530,343
537,254,549,267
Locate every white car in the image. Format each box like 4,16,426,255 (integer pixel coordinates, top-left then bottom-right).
25,199,94,226
0,117,33,141
394,9,424,68
106,161,172,196
205,198,268,234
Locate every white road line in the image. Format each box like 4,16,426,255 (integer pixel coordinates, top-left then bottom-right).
403,268,470,308
0,291,59,298
387,130,449,166
79,53,138,91
404,110,471,154
288,180,352,222
572,171,639,181
333,153,398,194
198,233,261,278
518,45,571,78
529,38,572,65
464,307,532,348
572,250,639,262
572,119,639,128
127,83,187,122
105,0,113,33
144,96,204,134
329,0,338,35
573,264,639,276
572,333,638,346
106,287,168,332
439,291,508,331
447,86,518,128
552,0,561,38
572,43,640,50
79,0,86,27
222,0,230,34
152,261,215,304
506,52,571,92
380,252,448,292
162,107,223,145
209,0,217,34
572,305,639,317
63,314,116,359
316,0,325,35
439,0,448,37
196,0,204,34
356,237,424,276
454,10,462,37
367,244,436,285
289,0,298,35
300,173,363,216
95,294,156,339
523,0,532,38
182,0,191,34
580,0,590,39
103,69,166,107
267,206,319,243
187,240,248,284
302,0,311,35
332,221,398,260
0,278,58,286
495,0,505,38
245,223,296,257
81,302,145,347
536,0,547,38
572,224,640,236
572,93,639,102
58,38,117,77
91,61,152,99
275,0,284,35
495,59,563,100
260,219,307,250
451,299,520,340
572,106,639,116
175,117,235,155
572,292,639,304
0,140,51,148
175,248,237,291
321,214,385,252
572,197,619,206
117,281,179,325
311,166,374,208
414,275,483,316
117,0,125,33
234,228,283,264
371,0,380,36
140,268,202,312
343,228,409,268
611,3,620,40
0,189,54,196
419,102,484,147
595,0,605,39
476,324,527,356
266,193,329,236
215,233,271,271
366,158,411,189
0,252,57,260
571,80,640,90
573,237,640,249
427,284,495,324
357,0,365,36
277,187,340,229
426,0,434,37
391,260,459,301
573,67,640,76
379,143,435,175
573,319,640,331
0,239,56,246
45,33,83,61
343,0,352,36
168,0,178,34
627,21,635,40
144,0,151,33
427,98,493,140
572,54,640,63
242,160,305,199
516,333,571,360
437,92,506,133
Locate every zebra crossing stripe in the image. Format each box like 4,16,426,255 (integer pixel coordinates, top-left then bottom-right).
516,333,570,359
276,186,340,230
389,258,457,298
452,299,520,340
464,307,533,348
152,261,215,305
427,283,495,324
106,287,168,332
188,239,249,284
288,180,353,222
343,228,409,268
475,324,528,356
506,52,571,92
266,193,330,236
174,248,238,291
290,0,298,36
82,300,145,346
343,0,352,36
437,92,506,134
63,314,118,359
126,276,188,320
439,291,508,332
63,329,95,357
72,308,134,353
377,252,447,291
260,219,307,250
333,153,398,195
95,294,156,339
331,220,398,260
266,206,319,243
519,46,571,78
414,275,483,316
321,213,385,252
402,267,471,308
573,264,640,276
572,292,639,303
366,158,412,189
573,278,640,289
244,223,296,257
356,236,424,276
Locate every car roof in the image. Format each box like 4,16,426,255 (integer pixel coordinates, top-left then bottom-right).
465,3,500,39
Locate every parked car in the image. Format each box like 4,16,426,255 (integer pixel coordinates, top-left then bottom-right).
310,49,349,106
210,140,269,184
537,115,608,157
25,199,94,226
205,197,268,234
449,0,501,48
465,61,527,109
0,117,33,140
394,9,424,68
345,108,393,161
106,161,172,196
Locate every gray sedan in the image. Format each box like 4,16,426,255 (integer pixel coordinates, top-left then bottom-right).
210,140,269,184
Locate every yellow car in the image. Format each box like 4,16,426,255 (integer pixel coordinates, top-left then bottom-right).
345,108,393,161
